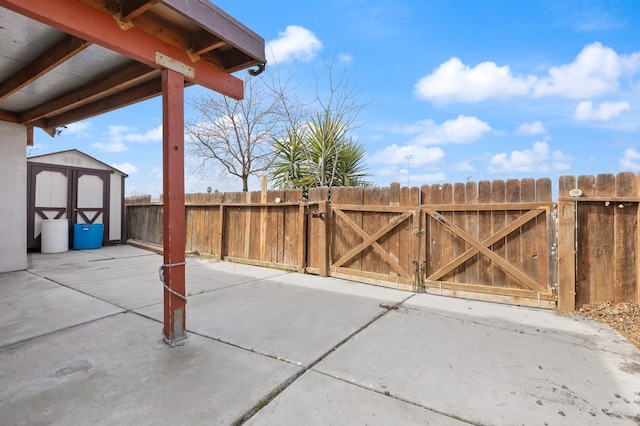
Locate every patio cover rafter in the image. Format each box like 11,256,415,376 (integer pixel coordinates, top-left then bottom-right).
0,35,92,102
19,62,161,127
0,0,244,99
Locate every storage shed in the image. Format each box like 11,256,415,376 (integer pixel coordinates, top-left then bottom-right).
27,149,127,250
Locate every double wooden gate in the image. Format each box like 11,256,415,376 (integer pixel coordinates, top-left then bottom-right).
322,181,556,308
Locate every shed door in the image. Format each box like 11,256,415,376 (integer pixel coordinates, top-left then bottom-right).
27,164,110,249
74,170,109,228
27,164,69,249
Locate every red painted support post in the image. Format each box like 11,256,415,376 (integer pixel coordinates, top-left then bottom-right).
162,69,186,344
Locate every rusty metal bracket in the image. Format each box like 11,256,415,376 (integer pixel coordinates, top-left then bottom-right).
112,13,135,30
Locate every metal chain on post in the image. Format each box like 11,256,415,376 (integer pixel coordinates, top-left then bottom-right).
158,262,188,303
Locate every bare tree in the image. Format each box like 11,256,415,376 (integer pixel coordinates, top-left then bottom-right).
186,74,287,192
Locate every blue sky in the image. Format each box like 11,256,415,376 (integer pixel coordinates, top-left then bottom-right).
31,0,640,197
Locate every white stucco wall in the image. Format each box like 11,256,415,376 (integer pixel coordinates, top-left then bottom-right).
0,122,27,272
109,172,123,241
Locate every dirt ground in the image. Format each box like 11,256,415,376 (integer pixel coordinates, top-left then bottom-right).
576,302,640,349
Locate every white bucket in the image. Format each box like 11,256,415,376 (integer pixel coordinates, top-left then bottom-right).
41,219,69,254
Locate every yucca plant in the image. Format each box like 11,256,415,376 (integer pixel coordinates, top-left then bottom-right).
270,112,369,191
269,128,308,189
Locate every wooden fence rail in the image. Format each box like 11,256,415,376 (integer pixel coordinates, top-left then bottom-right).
125,173,640,311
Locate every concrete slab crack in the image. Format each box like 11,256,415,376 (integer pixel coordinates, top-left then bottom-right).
231,294,416,425
312,370,483,426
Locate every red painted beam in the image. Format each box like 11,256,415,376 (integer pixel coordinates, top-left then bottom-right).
0,0,244,99
162,69,186,344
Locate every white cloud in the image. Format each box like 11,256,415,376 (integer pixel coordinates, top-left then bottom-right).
373,166,445,186
410,172,446,183
394,115,491,145
489,141,570,173
149,167,163,179
573,100,630,121
266,25,322,64
534,43,637,98
62,121,91,138
415,42,640,103
619,147,640,171
121,124,163,143
338,53,353,66
92,124,162,152
516,121,547,135
415,57,531,102
452,160,475,172
111,162,138,175
92,141,127,152
368,144,444,166
375,166,401,178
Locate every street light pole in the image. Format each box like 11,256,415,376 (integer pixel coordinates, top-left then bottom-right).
404,154,413,187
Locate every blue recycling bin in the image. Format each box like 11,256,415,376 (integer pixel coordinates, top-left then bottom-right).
73,223,104,249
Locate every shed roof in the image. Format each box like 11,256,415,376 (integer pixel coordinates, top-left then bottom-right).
0,0,265,134
28,148,129,177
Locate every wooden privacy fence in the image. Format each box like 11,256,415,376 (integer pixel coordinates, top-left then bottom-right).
125,173,640,311
127,189,307,271
557,172,640,311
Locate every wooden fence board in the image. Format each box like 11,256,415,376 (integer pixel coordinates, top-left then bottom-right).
410,187,421,289
575,175,596,306
377,187,392,276
505,179,521,289
453,182,466,283
284,190,302,267
264,190,279,263
595,174,615,303
399,186,413,280
308,187,330,274
491,180,507,287
520,178,537,283
477,180,492,286
615,172,637,303
389,183,401,278
557,175,576,311
637,172,640,305
427,184,443,282
440,183,454,281
464,182,479,284
536,179,552,291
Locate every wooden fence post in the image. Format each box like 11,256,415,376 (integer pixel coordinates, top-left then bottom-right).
557,175,576,312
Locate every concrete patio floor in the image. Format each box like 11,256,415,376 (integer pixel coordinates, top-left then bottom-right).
1,245,639,425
